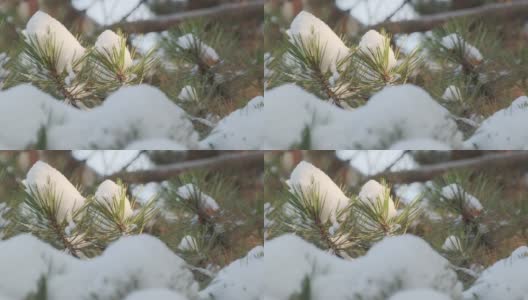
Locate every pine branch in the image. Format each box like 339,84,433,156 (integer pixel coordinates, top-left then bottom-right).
108,0,264,34
105,151,264,183
369,1,528,34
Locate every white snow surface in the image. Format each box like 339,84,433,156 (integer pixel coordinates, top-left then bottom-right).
0,84,80,149
94,179,133,218
441,184,483,212
25,161,86,222
388,289,452,300
47,234,199,300
442,235,463,251
287,161,349,223
287,11,349,72
178,85,198,102
389,138,452,150
263,234,462,300
125,138,187,150
25,11,86,73
359,30,397,69
176,183,220,211
239,83,463,149
178,235,198,251
201,95,265,149
358,179,397,218
466,95,528,149
176,33,219,62
464,245,528,300
95,30,133,69
441,34,483,62
201,245,264,300
0,84,199,149
124,289,188,300
47,84,199,149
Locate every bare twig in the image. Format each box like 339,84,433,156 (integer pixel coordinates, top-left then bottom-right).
370,1,528,34
370,151,528,184
105,151,264,183
382,0,412,23
108,0,264,34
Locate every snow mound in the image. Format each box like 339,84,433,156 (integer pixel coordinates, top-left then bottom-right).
202,245,264,300
0,84,79,149
25,161,86,222
95,30,133,69
388,289,452,300
124,289,188,300
464,245,528,300
94,180,133,218
125,138,187,150
287,161,349,223
287,11,349,72
176,183,220,211
0,234,80,300
264,234,462,299
359,30,397,69
47,84,199,149
314,84,463,148
466,95,528,149
48,234,199,300
201,95,266,149
25,11,85,73
214,83,462,149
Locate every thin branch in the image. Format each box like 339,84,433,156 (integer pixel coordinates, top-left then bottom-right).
108,0,264,34
118,0,148,23
370,151,528,184
382,0,412,23
369,1,528,34
105,151,264,183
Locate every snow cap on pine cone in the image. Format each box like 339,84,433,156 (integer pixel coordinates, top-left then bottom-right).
94,179,133,219
95,30,133,69
25,11,86,73
25,161,85,222
359,30,397,69
358,179,397,218
287,161,349,223
287,11,350,73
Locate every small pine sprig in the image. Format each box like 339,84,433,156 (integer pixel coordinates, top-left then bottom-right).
89,181,157,245
352,183,421,250
271,30,420,108
5,34,94,108
16,183,92,258
91,31,156,96
273,179,421,258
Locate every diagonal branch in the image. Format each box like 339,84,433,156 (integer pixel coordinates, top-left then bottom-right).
105,151,264,183
370,151,528,184
108,0,264,34
370,1,528,34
